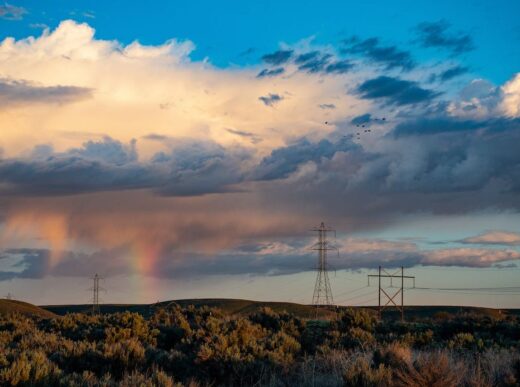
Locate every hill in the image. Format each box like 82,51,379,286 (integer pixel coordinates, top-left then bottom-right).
41,298,519,320
0,299,57,318
42,299,336,319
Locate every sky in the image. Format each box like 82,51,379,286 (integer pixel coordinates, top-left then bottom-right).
0,1,520,308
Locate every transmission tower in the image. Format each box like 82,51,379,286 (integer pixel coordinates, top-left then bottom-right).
311,222,336,308
4,293,13,300
368,266,415,321
89,274,105,315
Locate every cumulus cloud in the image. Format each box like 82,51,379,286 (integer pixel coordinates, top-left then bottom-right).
0,20,368,159
415,20,474,55
447,79,503,117
0,20,520,284
461,231,520,246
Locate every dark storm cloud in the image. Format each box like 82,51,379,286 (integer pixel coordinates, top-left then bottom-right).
0,78,92,107
0,137,247,196
416,20,474,55
141,140,248,196
0,4,26,20
342,36,415,70
357,76,439,105
249,114,520,224
261,49,293,65
392,117,482,137
256,67,285,78
253,137,359,180
259,93,283,107
392,117,520,137
0,152,153,195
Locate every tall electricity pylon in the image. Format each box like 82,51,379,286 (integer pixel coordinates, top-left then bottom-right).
90,274,105,315
311,222,336,307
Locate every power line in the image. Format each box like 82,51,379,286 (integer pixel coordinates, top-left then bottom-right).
336,289,376,304
335,284,370,299
413,286,520,292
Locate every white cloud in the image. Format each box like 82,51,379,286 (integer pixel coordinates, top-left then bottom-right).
0,20,369,160
462,231,520,245
502,73,520,117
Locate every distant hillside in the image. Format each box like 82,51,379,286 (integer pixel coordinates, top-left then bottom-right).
158,299,337,319
0,299,57,319
41,298,519,320
43,299,335,319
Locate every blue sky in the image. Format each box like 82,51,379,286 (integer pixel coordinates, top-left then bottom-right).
0,1,520,307
2,0,519,82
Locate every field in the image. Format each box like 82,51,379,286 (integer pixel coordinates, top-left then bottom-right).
0,298,519,386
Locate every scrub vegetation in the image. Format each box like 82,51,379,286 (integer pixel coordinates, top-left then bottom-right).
1,304,519,386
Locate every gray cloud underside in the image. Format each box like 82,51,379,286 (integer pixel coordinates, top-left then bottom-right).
0,116,519,207
0,78,92,107
0,137,247,196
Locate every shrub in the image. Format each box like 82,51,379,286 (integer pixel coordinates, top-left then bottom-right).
393,350,464,387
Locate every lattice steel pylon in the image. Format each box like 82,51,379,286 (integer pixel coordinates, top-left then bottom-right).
311,222,336,307
89,274,105,315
